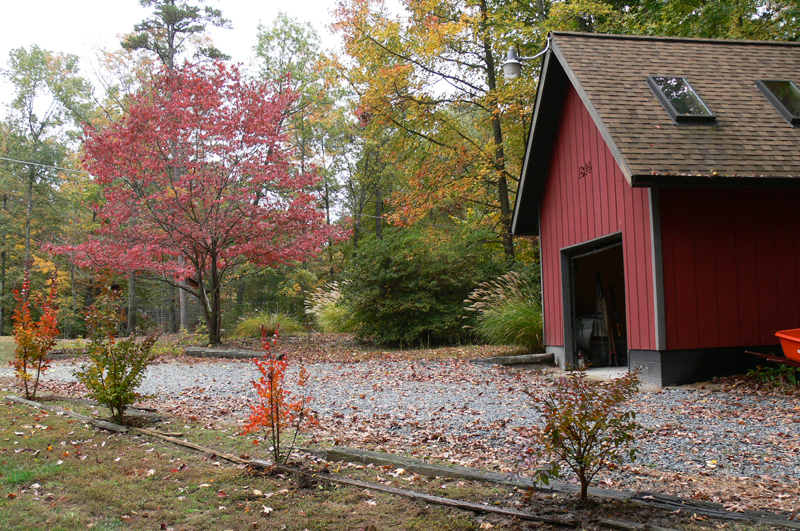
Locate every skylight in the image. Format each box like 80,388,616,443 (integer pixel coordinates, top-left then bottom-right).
647,76,716,123
756,80,800,126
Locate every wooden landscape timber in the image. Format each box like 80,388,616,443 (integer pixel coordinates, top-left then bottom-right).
183,347,261,359
305,474,580,527
598,519,680,531
471,352,555,366
5,395,800,529
5,394,129,433
307,446,800,529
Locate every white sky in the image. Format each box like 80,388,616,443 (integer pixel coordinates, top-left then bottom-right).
0,0,344,108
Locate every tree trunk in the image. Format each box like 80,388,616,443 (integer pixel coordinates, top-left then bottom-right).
375,183,383,239
127,273,137,334
236,277,245,314
70,263,76,338
170,285,178,333
480,0,515,264
0,194,6,334
24,169,35,279
195,255,223,346
180,285,190,330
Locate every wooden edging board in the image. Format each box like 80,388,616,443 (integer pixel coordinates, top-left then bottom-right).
471,353,555,366
5,395,799,529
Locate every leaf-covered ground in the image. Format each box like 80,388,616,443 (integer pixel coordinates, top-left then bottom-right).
4,333,799,522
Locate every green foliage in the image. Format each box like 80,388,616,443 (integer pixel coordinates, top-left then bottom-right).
343,226,502,346
747,364,799,388
520,371,641,501
305,281,358,333
121,0,231,70
73,287,158,425
231,310,304,338
464,270,543,352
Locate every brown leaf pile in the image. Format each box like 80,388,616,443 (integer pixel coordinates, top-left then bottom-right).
30,334,800,516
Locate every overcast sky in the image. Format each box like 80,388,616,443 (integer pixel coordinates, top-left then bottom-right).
0,0,344,107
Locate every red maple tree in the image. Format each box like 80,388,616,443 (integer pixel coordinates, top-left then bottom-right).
60,63,336,344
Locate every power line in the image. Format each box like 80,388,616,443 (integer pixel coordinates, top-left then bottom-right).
0,156,90,175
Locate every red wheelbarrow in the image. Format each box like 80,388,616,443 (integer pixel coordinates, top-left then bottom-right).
775,329,800,362
746,328,800,368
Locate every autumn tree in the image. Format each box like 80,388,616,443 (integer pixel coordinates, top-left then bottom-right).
57,63,336,345
3,46,92,270
122,0,230,70
254,13,351,276
0,46,92,333
122,0,231,332
331,0,543,263
538,0,799,40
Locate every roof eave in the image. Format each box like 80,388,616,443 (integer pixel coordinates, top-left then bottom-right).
632,174,800,187
512,35,636,237
511,45,554,237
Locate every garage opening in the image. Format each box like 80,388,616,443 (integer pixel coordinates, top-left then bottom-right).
567,238,627,368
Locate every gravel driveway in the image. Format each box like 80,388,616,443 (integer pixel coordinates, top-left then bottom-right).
4,357,799,511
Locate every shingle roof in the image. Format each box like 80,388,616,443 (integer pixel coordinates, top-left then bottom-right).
551,32,800,183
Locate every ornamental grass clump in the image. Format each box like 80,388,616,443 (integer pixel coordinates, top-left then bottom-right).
73,286,158,425
231,310,304,338
519,370,641,501
11,271,59,400
305,281,358,333
242,326,316,465
464,271,543,352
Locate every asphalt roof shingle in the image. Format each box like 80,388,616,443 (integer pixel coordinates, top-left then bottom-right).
551,32,800,182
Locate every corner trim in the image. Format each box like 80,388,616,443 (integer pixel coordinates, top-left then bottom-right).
649,189,667,350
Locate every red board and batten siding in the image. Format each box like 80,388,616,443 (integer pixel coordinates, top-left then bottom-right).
539,84,657,351
659,187,800,350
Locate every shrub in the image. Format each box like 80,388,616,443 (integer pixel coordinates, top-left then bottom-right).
242,327,316,465
230,310,304,338
519,370,640,501
11,272,59,400
73,287,158,425
464,270,543,352
746,364,798,388
343,226,502,346
305,282,358,333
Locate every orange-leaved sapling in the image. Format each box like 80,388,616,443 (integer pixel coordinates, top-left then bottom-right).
11,271,59,400
243,326,316,466
519,370,641,501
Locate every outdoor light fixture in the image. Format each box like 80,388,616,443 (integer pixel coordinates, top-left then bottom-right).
501,40,550,80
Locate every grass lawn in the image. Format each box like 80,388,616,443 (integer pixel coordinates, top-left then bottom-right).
0,395,784,530
0,336,15,366
0,399,502,531
0,334,791,530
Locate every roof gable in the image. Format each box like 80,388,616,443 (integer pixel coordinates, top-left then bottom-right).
512,32,800,236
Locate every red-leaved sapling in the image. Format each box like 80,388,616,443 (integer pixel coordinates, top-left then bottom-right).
11,271,59,400
243,326,316,466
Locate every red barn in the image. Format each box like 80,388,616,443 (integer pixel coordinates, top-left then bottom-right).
512,32,800,386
